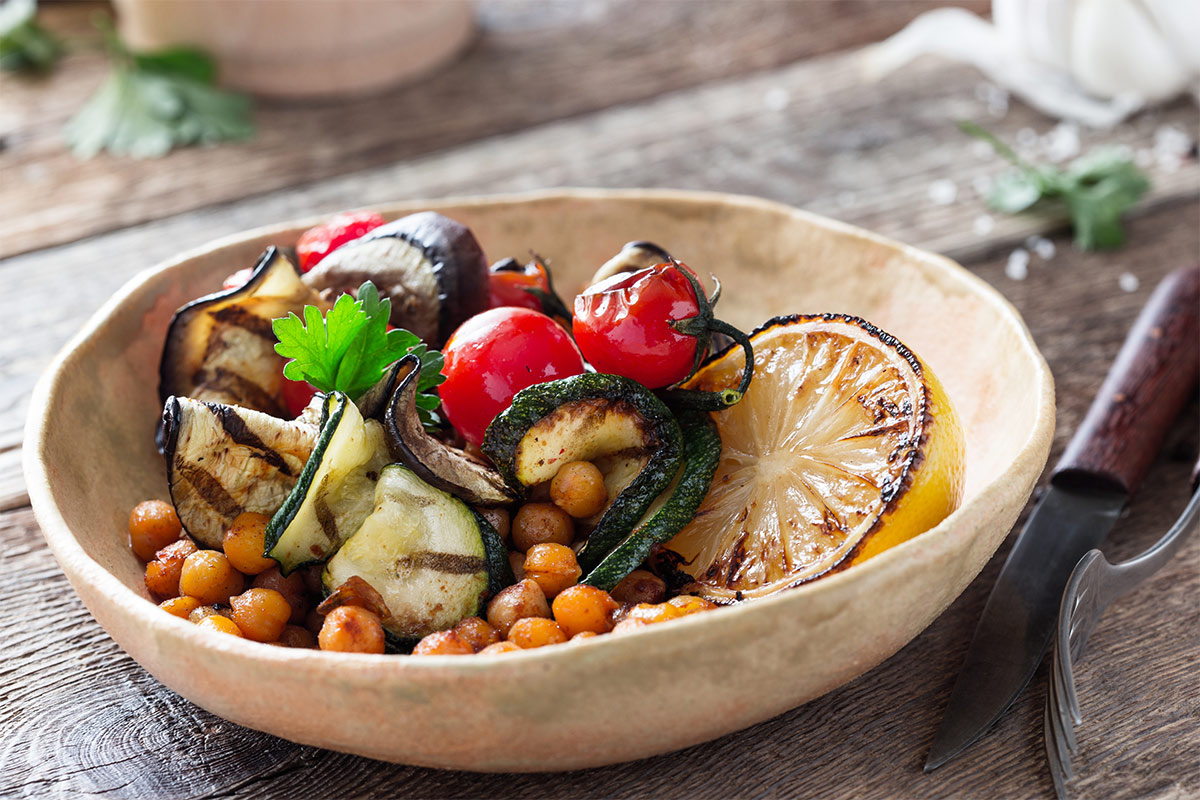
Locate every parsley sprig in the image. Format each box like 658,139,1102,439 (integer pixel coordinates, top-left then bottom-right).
273,282,446,429
959,120,1151,250
64,15,253,159
0,0,61,73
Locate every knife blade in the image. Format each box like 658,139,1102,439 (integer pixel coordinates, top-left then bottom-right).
925,266,1200,772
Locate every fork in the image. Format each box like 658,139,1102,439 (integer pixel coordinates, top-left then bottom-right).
1045,457,1200,799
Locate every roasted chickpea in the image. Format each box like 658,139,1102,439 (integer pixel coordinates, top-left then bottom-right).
128,500,182,561
197,615,244,637
187,604,227,624
522,543,582,599
144,537,198,599
230,588,292,643
179,550,244,605
611,617,649,634
222,512,276,575
550,461,608,518
611,569,666,604
511,502,574,552
318,606,385,654
252,566,307,624
453,617,500,652
627,602,684,625
507,617,568,649
551,584,618,637
276,625,318,648
478,641,522,655
508,550,526,582
486,579,551,638
667,594,718,615
413,630,475,655
159,595,202,619
477,507,511,542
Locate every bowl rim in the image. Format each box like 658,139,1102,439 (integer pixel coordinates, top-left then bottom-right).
23,187,1055,676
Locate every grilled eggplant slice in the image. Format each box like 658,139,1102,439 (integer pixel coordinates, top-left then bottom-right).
383,354,515,506
302,211,489,346
162,396,320,548
482,373,684,572
264,392,391,573
322,465,508,640
588,240,673,286
160,247,322,416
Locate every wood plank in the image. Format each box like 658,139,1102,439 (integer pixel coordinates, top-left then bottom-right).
0,48,1196,507
0,0,990,259
2,201,1196,797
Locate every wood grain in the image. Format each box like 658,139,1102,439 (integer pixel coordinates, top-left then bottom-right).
2,203,1196,800
1,44,1196,509
0,0,989,260
1054,267,1200,495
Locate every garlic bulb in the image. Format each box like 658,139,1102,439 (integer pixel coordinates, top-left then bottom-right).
862,0,1199,128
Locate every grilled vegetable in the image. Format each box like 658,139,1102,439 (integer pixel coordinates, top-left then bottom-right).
588,240,672,286
160,247,323,416
302,211,490,346
582,413,722,590
161,396,320,548
383,354,515,506
264,392,391,573
482,372,683,572
322,465,510,640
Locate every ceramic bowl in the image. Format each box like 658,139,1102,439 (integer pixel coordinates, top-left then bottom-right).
26,189,1054,771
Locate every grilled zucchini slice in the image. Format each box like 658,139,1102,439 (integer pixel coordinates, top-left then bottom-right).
264,392,390,573
581,413,723,590
482,373,683,572
161,396,320,548
322,465,510,640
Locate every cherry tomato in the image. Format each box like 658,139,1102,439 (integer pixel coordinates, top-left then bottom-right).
488,259,547,312
295,211,385,273
573,263,704,388
280,374,318,418
440,308,584,446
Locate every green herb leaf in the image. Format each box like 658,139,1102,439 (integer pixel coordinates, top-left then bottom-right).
63,18,252,159
0,0,62,73
273,282,445,429
959,120,1151,251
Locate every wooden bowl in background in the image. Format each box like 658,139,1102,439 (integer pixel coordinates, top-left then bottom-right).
25,189,1054,771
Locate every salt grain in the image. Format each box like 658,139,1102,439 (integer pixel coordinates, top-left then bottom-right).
928,179,958,206
1026,236,1056,260
1118,272,1140,292
973,214,995,236
764,87,791,112
1042,122,1081,162
1005,248,1030,281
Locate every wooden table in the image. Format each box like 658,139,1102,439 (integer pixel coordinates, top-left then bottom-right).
2,2,1197,797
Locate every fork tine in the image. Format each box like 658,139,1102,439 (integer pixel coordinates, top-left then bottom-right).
1045,693,1070,800
1046,668,1077,779
1052,644,1079,754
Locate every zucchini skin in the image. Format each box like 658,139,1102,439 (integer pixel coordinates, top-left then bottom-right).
471,508,517,597
482,372,683,573
582,413,723,591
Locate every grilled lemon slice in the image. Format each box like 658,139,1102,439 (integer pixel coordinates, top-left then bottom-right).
660,314,965,602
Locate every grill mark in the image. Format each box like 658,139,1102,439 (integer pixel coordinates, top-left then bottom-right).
211,305,276,341
313,475,338,543
211,404,294,476
176,460,242,518
195,367,285,417
395,551,487,575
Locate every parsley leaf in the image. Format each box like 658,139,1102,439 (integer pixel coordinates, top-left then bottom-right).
958,120,1151,250
273,282,446,429
64,16,252,159
0,0,62,73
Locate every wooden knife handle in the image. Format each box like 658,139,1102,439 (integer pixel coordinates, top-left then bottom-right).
1053,266,1200,496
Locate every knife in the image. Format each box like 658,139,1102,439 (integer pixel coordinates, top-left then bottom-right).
925,265,1200,771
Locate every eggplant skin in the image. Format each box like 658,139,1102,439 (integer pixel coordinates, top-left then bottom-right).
303,212,490,346
159,247,322,416
162,395,319,548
